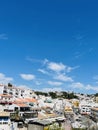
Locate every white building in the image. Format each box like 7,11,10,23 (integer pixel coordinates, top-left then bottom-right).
0,112,11,130
0,84,37,102
0,94,13,105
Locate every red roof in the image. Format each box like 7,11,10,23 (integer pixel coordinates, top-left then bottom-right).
0,94,12,98
14,98,37,103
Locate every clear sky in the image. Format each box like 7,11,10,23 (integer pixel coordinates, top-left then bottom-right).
0,0,98,94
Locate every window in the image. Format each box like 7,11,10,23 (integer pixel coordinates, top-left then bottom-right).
3,122,8,124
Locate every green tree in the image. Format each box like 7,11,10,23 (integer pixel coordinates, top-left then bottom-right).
15,109,20,120
48,123,64,130
49,92,57,99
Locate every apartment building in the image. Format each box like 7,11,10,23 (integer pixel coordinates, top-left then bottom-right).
0,84,36,100
90,107,98,122
0,94,13,105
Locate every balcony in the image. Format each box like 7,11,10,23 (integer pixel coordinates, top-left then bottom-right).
3,90,8,94
21,90,24,93
4,86,7,89
15,92,19,95
9,92,13,95
9,89,13,91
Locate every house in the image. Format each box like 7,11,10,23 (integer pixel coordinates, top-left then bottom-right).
28,117,66,130
0,94,13,105
28,119,52,130
64,106,74,121
80,106,91,115
0,112,11,130
0,84,37,99
90,107,98,122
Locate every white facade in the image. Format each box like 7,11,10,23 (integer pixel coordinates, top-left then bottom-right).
0,112,11,130
0,84,36,100
80,106,91,115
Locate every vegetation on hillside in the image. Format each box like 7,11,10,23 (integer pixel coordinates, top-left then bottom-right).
35,91,48,96
95,93,98,96
35,91,78,99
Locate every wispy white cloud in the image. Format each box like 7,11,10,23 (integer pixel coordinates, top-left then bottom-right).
70,82,98,92
38,59,75,83
66,66,73,73
74,51,84,59
75,54,83,59
38,69,49,75
42,87,62,92
47,61,77,74
43,58,49,65
47,62,66,72
48,81,63,86
35,81,42,85
26,57,44,64
70,82,84,89
27,58,79,89
54,74,73,82
0,33,8,40
85,85,98,91
18,85,30,89
28,58,75,74
74,43,93,60
93,75,98,84
20,74,35,80
93,75,98,80
0,73,13,83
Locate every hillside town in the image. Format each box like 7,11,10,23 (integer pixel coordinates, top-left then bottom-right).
0,83,98,130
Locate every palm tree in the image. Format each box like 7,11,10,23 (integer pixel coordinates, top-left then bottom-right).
46,123,64,130
15,109,20,120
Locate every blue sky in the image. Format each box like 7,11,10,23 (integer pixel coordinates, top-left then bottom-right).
0,0,98,94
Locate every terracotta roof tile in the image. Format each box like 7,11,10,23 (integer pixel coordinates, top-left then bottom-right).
0,94,12,98
14,98,37,103
15,103,28,107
